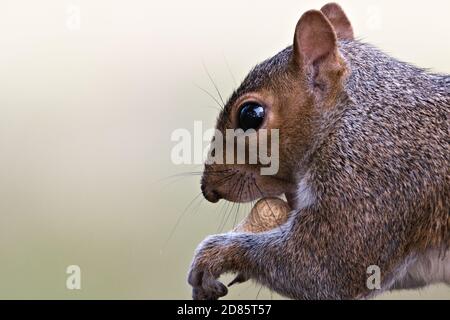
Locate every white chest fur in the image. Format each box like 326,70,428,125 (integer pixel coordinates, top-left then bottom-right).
393,248,450,290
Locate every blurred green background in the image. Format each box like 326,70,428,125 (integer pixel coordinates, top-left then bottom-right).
0,0,448,299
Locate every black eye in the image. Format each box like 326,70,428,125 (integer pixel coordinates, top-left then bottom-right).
238,103,265,131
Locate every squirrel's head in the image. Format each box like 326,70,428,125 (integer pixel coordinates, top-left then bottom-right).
201,3,353,204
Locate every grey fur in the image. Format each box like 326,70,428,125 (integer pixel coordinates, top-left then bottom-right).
189,38,449,299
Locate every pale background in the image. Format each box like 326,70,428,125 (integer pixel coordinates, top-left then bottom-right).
0,0,448,299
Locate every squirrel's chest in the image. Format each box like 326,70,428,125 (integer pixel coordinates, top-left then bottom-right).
396,248,450,289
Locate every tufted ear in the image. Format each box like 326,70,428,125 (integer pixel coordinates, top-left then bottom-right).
321,3,354,40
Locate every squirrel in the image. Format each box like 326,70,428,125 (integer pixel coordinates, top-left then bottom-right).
188,3,450,299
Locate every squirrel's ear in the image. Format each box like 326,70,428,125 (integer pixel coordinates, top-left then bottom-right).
293,10,337,67
293,10,346,107
320,3,354,40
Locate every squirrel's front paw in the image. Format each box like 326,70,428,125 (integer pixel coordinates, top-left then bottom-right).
187,236,229,300
188,268,228,300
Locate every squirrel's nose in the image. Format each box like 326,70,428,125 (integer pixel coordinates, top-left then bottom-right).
201,184,221,203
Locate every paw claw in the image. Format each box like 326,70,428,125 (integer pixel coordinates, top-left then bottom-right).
228,273,249,287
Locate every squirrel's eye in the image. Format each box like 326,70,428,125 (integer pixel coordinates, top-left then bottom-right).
238,103,265,131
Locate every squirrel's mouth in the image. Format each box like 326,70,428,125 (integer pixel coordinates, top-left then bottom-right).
200,163,298,207
202,186,295,212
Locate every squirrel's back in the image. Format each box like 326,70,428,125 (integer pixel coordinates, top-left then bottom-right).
311,39,449,251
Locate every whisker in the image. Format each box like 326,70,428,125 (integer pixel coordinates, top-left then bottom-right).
203,168,233,175
218,201,233,233
256,284,264,300
217,176,241,232
214,172,239,231
202,60,225,107
212,172,237,189
160,170,229,190
189,193,205,216
223,54,237,88
218,195,236,233
158,172,203,190
232,175,247,229
161,192,203,250
221,201,236,233
217,198,231,232
159,176,194,190
193,82,223,110
157,165,203,182
160,172,203,181
223,174,246,231
159,169,233,189
233,202,240,230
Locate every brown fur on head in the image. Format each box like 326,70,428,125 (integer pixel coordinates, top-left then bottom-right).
201,5,352,204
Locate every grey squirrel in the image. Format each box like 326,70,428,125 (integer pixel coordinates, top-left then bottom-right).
188,3,450,299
